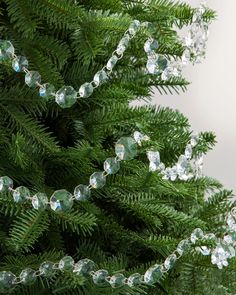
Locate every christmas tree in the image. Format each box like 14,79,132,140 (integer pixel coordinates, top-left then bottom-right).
0,0,235,294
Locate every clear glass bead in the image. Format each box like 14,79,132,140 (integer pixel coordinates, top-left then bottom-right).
92,269,109,284
50,189,73,211
196,246,211,256
93,70,108,86
73,259,95,276
39,261,55,277
39,83,55,98
227,214,236,231
74,184,91,201
190,133,199,147
133,131,149,145
79,82,93,98
161,67,173,81
185,144,192,160
157,55,168,72
109,273,125,288
144,264,162,285
0,271,16,293
164,254,177,270
0,176,13,192
146,54,158,74
127,273,142,287
144,38,159,53
13,186,30,203
55,86,77,108
176,155,188,176
116,36,130,55
58,256,74,271
0,40,14,61
182,49,191,66
177,239,191,256
190,228,204,244
90,172,106,189
128,20,141,35
115,137,137,161
12,56,28,72
32,192,48,210
20,268,36,285
106,55,118,71
104,157,120,174
147,151,160,172
25,71,41,88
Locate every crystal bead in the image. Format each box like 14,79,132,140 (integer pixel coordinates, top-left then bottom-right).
115,137,137,161
73,259,96,276
146,54,158,74
25,71,41,88
224,234,234,245
185,144,192,160
32,192,48,210
109,273,125,288
196,246,211,256
92,269,109,284
116,36,130,55
182,49,191,66
176,155,188,176
79,82,93,98
184,35,193,47
93,70,108,86
0,40,14,61
158,162,165,172
104,157,120,174
106,55,118,71
144,38,159,54
19,268,36,285
0,176,13,192
127,273,142,287
190,228,204,244
12,56,28,72
144,264,162,285
193,155,204,178
169,166,178,181
157,55,168,72
58,256,74,271
39,261,55,277
55,86,77,108
164,254,177,270
190,133,199,147
204,233,217,242
39,83,55,98
161,67,173,81
177,239,191,256
227,214,236,231
128,20,141,35
74,184,91,201
133,131,150,145
89,172,106,189
50,189,73,211
13,186,30,203
0,271,16,293
211,242,235,269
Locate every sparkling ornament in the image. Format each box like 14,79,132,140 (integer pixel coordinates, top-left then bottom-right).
227,214,236,231
164,254,177,270
74,184,91,201
185,144,192,159
182,49,191,66
144,264,162,285
106,55,118,71
144,38,159,53
133,131,150,145
92,269,109,284
93,70,108,86
25,71,41,88
79,82,93,98
104,157,120,174
39,83,55,98
176,155,188,177
161,67,173,81
196,246,211,256
127,273,142,287
58,256,74,271
147,151,161,171
0,40,14,60
109,273,125,288
0,271,16,293
177,239,191,256
190,228,204,244
50,189,73,211
73,259,96,276
12,56,28,72
13,186,30,203
32,192,48,210
211,243,235,269
116,36,130,55
0,176,13,192
115,137,137,161
19,268,36,285
190,133,199,147
55,86,77,108
128,20,141,35
89,172,106,189
39,261,55,277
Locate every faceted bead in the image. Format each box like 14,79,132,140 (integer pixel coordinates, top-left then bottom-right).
190,228,204,244
185,144,192,160
176,155,188,176
55,86,77,108
227,214,236,231
147,151,160,172
144,264,162,285
74,184,91,201
0,40,14,61
58,256,74,271
39,83,55,98
12,56,28,72
93,70,108,86
133,131,150,145
89,172,106,189
161,67,173,81
13,186,30,203
92,269,109,284
106,55,118,71
196,246,211,256
20,268,36,285
177,239,191,256
169,166,178,181
73,259,96,276
158,162,165,172
224,234,234,245
50,189,73,211
144,38,159,53
157,55,168,72
0,271,16,293
190,133,199,147
146,54,158,74
162,167,172,180
127,273,142,287
104,157,120,174
182,49,191,66
0,176,13,192
116,36,130,55
128,20,141,35
32,192,48,210
79,82,93,98
25,71,41,88
115,137,137,161
109,273,125,288
39,261,55,277
164,254,177,270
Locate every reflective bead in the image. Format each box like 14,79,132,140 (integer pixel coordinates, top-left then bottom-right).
147,151,160,172
116,36,130,55
55,86,77,108
196,246,211,256
93,70,108,86
106,55,118,71
73,259,96,276
50,189,73,211
109,273,125,288
127,273,142,287
58,256,74,271
164,254,177,270
190,133,199,147
227,214,236,231
146,54,158,74
157,55,168,72
74,184,91,201
92,269,109,284
104,157,120,174
25,71,41,88
12,56,28,72
39,261,55,277
161,67,173,81
144,38,159,53
79,82,93,98
176,155,188,176
115,137,137,161
32,192,48,210
0,176,13,192
128,20,141,35
13,186,30,203
185,144,192,160
182,49,191,66
0,271,16,293
90,172,106,189
0,40,14,61
190,228,204,244
19,268,36,285
144,264,162,285
133,131,150,145
39,83,55,98
177,239,191,256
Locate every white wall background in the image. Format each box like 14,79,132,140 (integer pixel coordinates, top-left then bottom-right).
149,1,236,192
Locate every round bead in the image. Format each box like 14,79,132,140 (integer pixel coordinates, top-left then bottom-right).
0,271,16,293
144,264,162,285
89,172,106,189
25,71,41,88
127,273,142,287
58,256,74,271
104,157,120,174
32,192,48,210
13,186,30,203
55,86,77,108
164,254,177,270
93,70,108,86
50,189,73,211
12,56,28,72
39,261,55,277
0,40,14,61
73,259,96,276
39,83,55,98
19,268,36,285
0,176,13,192
115,137,137,161
74,184,91,201
79,83,93,98
109,273,125,288
92,269,109,284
